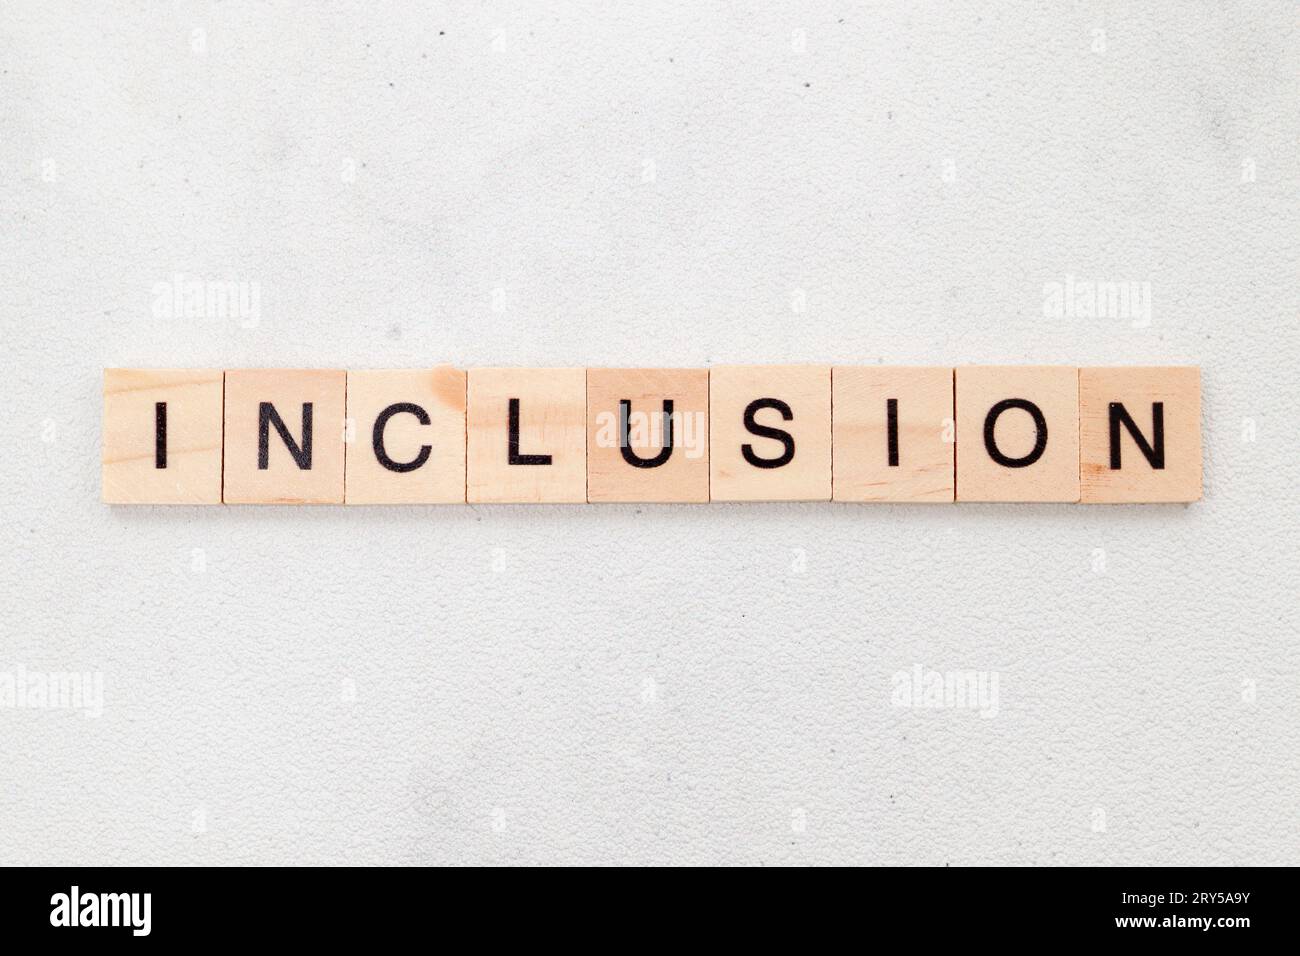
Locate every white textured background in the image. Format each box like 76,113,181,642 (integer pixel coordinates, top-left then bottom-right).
2,1,1297,865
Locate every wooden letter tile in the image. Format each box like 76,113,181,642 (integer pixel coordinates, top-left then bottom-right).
345,367,467,504
832,366,954,502
466,368,586,503
955,366,1079,502
102,369,224,504
709,365,831,501
586,368,709,503
223,369,346,504
1080,366,1201,503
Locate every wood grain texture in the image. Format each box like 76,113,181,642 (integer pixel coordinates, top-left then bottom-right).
586,368,709,503
1080,366,1201,503
466,368,586,503
955,366,1080,502
833,366,954,503
345,367,466,504
710,365,831,502
223,369,346,504
102,368,224,504
104,365,1205,507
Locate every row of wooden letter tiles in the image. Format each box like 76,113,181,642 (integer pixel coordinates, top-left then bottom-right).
102,366,1202,505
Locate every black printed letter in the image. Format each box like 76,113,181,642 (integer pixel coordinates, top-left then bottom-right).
742,398,795,469
1108,402,1164,470
373,402,432,473
983,398,1047,468
620,399,674,468
154,402,167,469
259,402,313,470
508,398,551,465
886,398,899,467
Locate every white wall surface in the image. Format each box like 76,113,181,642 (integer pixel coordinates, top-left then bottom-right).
1,1,1297,865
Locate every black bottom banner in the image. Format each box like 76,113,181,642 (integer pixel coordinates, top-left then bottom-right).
0,865,1287,944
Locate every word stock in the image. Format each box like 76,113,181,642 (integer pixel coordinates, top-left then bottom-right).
101,366,1201,505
